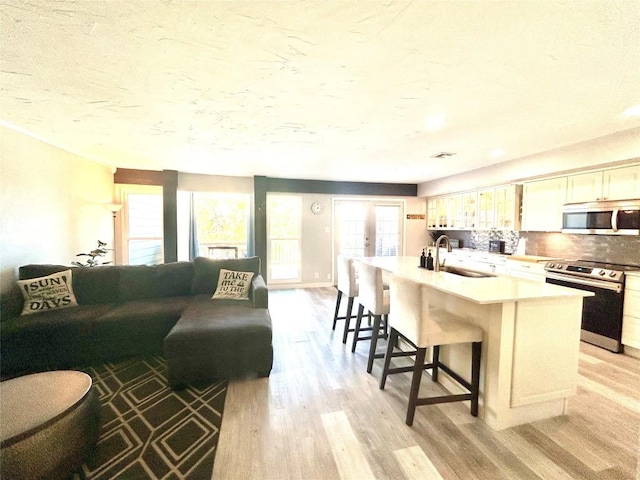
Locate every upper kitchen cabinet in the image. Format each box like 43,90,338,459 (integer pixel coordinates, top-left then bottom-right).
462,191,477,229
477,185,520,230
477,189,495,229
446,192,478,229
566,165,640,203
522,177,567,231
495,184,522,230
427,186,517,231
427,195,449,228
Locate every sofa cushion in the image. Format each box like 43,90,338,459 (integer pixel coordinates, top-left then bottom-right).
93,296,191,335
90,296,192,358
0,304,113,375
17,269,78,315
119,262,194,302
1,284,24,322
19,265,121,305
191,256,261,296
164,295,272,356
212,269,255,300
2,304,113,336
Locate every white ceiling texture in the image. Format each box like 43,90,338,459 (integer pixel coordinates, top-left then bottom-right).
2,1,639,184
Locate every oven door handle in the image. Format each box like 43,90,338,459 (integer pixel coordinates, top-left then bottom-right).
545,272,622,292
612,209,618,232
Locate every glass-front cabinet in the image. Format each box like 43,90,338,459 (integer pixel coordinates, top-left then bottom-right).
477,189,495,229
427,196,450,229
426,185,520,231
450,194,465,229
462,192,477,229
495,185,520,229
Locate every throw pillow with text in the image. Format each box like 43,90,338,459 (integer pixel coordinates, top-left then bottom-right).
18,269,79,315
212,269,255,300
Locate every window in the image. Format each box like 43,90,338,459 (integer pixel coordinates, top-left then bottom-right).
117,185,163,265
267,194,302,283
192,193,251,258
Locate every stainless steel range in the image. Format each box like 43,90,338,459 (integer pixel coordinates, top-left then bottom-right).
544,260,638,352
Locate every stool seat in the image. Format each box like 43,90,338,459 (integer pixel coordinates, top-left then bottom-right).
333,255,361,344
394,304,483,348
352,262,390,373
380,274,483,426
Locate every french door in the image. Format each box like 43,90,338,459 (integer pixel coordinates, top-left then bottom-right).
333,200,404,260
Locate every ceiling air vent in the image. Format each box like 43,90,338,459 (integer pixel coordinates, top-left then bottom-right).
430,152,457,159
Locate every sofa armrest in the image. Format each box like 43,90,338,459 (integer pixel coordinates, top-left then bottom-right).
250,275,268,308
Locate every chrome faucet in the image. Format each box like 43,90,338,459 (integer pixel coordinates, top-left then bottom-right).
434,234,452,272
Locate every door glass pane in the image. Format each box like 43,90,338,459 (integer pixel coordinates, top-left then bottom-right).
375,205,400,256
335,202,367,257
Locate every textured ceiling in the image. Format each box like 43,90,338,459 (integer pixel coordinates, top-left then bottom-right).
2,1,640,183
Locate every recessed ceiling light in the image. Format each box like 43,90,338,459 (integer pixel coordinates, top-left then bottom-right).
623,104,640,117
424,116,446,131
490,149,504,157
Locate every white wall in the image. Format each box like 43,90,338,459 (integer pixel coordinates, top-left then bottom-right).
178,172,253,193
418,127,640,197
0,126,114,294
404,196,429,256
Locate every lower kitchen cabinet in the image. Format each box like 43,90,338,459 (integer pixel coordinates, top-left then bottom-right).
505,259,547,282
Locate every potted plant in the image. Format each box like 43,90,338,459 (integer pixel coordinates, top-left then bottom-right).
72,240,112,267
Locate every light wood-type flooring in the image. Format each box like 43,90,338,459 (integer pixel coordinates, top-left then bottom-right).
212,287,640,480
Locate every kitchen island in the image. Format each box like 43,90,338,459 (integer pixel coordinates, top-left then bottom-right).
359,256,594,430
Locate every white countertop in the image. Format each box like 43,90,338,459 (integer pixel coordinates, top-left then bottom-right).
359,256,594,305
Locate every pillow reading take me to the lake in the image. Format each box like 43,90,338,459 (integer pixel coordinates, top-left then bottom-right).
212,269,255,300
18,269,78,315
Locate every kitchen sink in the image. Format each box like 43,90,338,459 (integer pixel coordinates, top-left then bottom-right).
439,266,496,278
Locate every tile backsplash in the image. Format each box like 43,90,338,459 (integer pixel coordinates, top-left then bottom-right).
433,230,640,267
521,232,640,267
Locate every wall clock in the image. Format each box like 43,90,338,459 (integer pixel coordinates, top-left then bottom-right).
310,201,323,215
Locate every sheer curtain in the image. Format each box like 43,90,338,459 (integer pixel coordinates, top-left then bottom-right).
246,194,255,257
188,192,200,260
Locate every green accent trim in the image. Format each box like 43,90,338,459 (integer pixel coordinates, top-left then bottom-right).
265,177,417,196
163,170,178,263
253,176,268,281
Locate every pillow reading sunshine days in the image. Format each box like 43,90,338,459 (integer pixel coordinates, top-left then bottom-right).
18,269,78,315
212,269,254,300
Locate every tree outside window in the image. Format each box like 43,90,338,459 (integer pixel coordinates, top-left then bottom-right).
194,193,250,258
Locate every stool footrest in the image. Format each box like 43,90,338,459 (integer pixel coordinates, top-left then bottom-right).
416,393,472,407
437,362,473,391
386,365,415,375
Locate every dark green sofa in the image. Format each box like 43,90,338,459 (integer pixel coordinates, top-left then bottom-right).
0,257,273,387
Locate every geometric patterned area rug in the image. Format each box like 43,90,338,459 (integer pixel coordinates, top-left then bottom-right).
74,355,228,480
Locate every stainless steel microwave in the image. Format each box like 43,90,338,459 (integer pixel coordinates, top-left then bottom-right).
562,200,640,235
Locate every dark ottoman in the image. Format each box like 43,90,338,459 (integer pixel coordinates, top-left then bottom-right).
0,370,101,479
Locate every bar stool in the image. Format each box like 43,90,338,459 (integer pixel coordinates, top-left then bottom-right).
352,262,390,373
380,274,483,426
332,255,360,344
